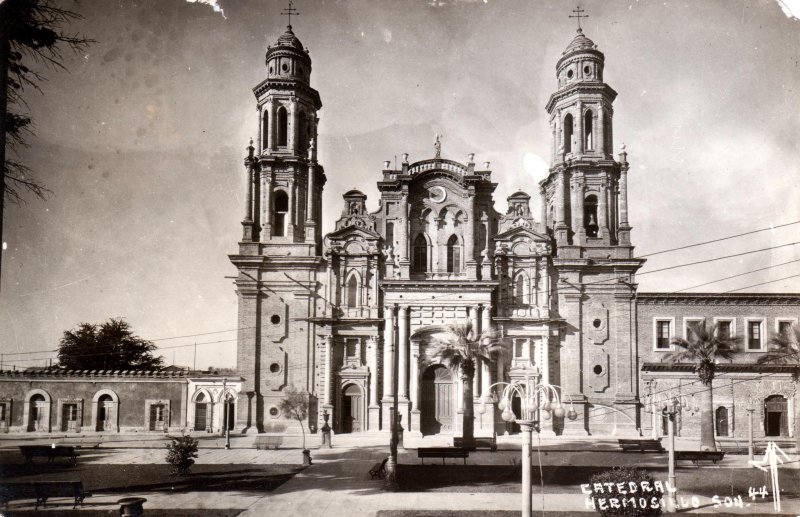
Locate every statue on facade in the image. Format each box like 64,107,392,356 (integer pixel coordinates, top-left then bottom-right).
434,134,442,158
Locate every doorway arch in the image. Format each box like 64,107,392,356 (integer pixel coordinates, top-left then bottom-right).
421,365,454,436
25,390,51,432
340,383,364,433
92,389,119,432
764,395,788,437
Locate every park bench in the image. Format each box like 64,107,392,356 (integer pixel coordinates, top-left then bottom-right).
19,445,79,465
32,481,92,509
618,439,665,453
454,434,497,452
0,483,37,508
417,447,469,465
254,435,283,450
369,457,388,479
674,450,725,465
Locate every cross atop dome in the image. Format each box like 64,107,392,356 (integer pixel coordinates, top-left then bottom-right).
281,0,300,30
569,5,588,31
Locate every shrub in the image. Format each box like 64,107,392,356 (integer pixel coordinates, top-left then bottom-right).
166,434,199,475
588,466,664,517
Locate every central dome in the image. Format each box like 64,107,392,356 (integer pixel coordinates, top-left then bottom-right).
276,26,304,51
563,28,596,55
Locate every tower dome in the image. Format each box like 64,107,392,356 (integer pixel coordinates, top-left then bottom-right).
555,28,605,88
265,25,312,83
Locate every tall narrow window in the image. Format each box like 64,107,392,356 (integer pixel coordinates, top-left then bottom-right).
584,195,598,237
385,222,394,250
346,275,358,308
446,235,461,273
513,273,527,305
748,321,762,350
273,191,289,237
584,110,593,150
656,320,671,350
277,106,288,147
412,234,427,273
563,114,573,153
298,111,307,152
778,320,793,336
268,111,269,149
717,320,732,340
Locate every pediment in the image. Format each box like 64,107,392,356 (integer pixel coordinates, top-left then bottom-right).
493,225,549,243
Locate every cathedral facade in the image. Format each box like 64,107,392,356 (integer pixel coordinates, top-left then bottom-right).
229,24,647,437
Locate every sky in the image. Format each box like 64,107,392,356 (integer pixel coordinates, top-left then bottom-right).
1,0,798,370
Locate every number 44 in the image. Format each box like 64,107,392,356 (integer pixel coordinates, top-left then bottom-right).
749,486,769,500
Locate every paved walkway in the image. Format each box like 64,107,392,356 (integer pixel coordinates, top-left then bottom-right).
1,433,798,515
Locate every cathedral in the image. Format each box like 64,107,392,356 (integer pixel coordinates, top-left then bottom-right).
0,19,797,445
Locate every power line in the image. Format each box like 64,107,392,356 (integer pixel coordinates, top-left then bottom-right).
638,220,800,258
722,273,800,293
673,258,800,293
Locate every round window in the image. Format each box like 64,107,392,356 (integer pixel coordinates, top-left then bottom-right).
270,363,281,373
271,314,281,325
593,318,602,329
281,62,289,72
593,364,603,375
584,65,591,76
567,69,574,79
269,407,279,417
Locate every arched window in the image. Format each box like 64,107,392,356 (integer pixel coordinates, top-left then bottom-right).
584,110,593,150
298,111,307,152
262,112,269,150
715,407,729,437
446,235,461,273
563,113,573,153
412,234,427,273
346,274,359,308
584,195,598,237
513,273,527,305
277,106,288,147
273,191,289,237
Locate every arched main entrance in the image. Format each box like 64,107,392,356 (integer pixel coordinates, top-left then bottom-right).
341,384,363,433
421,365,454,436
764,395,788,437
96,394,114,431
194,392,209,431
28,394,46,432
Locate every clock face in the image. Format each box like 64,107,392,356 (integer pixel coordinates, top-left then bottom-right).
429,185,447,203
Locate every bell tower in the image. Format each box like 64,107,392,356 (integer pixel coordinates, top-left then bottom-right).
539,14,645,435
230,13,326,433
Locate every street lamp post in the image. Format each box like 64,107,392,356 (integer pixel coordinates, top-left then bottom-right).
484,378,577,517
222,377,231,449
663,398,678,512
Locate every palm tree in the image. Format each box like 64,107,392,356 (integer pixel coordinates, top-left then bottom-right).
667,322,741,451
758,322,800,448
420,320,506,443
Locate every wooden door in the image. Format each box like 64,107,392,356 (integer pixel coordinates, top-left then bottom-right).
342,384,362,433
421,366,453,435
765,395,788,436
195,403,207,431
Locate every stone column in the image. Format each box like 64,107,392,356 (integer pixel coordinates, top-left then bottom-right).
576,101,584,155
481,305,492,397
397,306,408,399
465,192,476,278
555,169,568,244
540,186,547,228
288,98,297,152
599,176,609,240
618,149,631,245
574,174,585,242
244,161,254,223
598,108,605,156
400,191,409,277
287,178,295,237
410,339,421,434
323,335,333,406
469,306,479,396
265,178,274,240
367,337,380,430
382,305,395,429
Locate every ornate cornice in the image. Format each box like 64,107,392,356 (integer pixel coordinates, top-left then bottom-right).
641,363,799,374
637,292,800,306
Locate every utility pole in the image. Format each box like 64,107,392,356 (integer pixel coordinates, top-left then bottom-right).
193,342,197,371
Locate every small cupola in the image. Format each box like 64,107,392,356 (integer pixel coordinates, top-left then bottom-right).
342,189,368,217
265,25,312,83
555,28,605,88
507,191,531,218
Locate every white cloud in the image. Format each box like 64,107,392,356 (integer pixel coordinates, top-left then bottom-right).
185,0,226,19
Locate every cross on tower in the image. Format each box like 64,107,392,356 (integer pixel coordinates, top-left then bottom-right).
569,6,588,31
281,0,300,29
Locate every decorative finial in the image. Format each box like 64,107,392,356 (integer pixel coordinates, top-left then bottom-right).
402,153,409,164
434,134,442,159
483,161,490,169
383,160,391,169
248,138,254,147
281,0,299,30
467,153,475,163
621,143,626,152
569,5,588,31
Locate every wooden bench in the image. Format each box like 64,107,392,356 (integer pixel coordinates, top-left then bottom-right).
417,447,469,465
19,445,79,465
254,435,283,450
675,450,725,465
33,481,92,509
454,434,497,452
0,483,37,508
369,457,388,479
618,439,665,453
